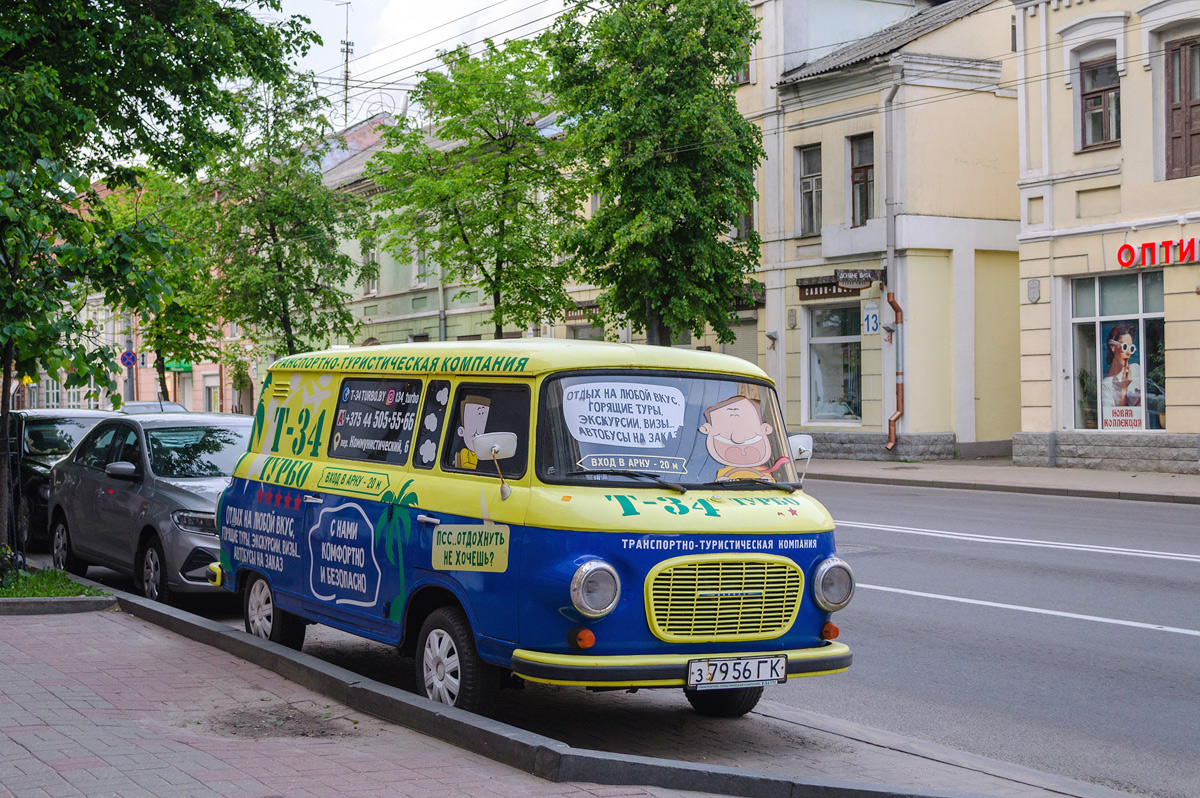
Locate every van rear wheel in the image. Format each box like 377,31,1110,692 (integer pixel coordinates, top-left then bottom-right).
417,606,500,715
685,686,764,717
243,574,306,650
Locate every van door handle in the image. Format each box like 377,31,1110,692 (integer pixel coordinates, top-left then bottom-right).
302,495,324,505
416,514,440,526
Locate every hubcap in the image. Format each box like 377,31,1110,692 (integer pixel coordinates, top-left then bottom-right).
52,525,68,570
247,580,273,638
143,547,161,601
422,629,461,706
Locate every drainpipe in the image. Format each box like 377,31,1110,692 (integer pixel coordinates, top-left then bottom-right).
884,70,904,451
437,263,447,342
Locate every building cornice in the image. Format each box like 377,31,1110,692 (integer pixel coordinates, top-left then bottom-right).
1018,211,1200,242
1017,163,1121,187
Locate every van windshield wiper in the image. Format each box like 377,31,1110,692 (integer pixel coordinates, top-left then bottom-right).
692,478,796,493
566,469,687,494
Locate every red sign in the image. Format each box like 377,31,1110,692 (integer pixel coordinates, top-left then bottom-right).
1116,238,1200,268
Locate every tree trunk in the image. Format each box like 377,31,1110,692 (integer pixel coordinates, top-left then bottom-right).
155,350,170,401
645,302,671,346
493,285,503,340
0,340,13,548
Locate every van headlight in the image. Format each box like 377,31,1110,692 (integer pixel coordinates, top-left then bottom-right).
570,560,621,618
173,510,217,536
812,557,854,612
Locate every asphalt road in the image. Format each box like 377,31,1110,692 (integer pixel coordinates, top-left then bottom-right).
794,479,1199,798
45,480,1198,798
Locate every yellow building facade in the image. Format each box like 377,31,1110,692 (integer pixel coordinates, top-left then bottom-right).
1012,0,1200,472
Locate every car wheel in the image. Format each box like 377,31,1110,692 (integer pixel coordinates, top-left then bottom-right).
141,537,171,604
684,686,764,718
51,518,87,577
417,605,500,714
243,574,305,650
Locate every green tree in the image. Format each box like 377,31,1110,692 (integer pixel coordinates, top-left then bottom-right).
0,0,315,545
544,0,764,345
103,172,225,401
368,39,580,339
208,75,376,357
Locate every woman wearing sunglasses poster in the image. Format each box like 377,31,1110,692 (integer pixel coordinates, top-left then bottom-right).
1101,321,1143,429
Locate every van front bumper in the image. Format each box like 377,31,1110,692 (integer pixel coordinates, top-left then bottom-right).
510,641,851,688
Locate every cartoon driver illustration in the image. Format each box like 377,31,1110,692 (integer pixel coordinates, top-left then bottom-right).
698,396,786,482
454,395,491,470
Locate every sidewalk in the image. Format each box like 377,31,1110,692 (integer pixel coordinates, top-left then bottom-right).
804,457,1200,504
0,610,693,798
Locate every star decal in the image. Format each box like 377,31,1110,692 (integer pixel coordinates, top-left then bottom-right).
263,488,273,505
789,508,799,516
256,488,263,503
274,491,283,507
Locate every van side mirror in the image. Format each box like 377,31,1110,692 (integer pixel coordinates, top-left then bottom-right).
788,434,814,463
473,432,518,460
105,461,141,480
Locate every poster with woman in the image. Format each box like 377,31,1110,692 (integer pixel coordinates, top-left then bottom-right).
1100,321,1143,429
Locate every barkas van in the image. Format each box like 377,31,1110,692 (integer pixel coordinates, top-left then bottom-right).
211,340,854,716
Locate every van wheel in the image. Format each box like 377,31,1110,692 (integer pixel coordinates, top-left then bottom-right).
51,518,87,577
685,686,764,717
243,574,306,650
417,606,500,714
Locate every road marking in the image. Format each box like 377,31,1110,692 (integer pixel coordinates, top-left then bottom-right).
835,519,1200,563
858,584,1200,637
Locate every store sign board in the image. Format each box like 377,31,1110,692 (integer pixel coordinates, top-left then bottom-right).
797,276,862,301
164,359,192,372
835,269,883,290
1116,238,1200,268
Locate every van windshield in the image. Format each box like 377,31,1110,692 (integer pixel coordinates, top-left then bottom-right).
538,373,798,487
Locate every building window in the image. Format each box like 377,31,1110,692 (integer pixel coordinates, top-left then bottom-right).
1071,271,1165,430
798,145,822,237
1166,37,1200,179
850,135,874,227
43,379,62,409
736,38,751,85
411,247,428,287
1080,58,1120,149
809,306,861,422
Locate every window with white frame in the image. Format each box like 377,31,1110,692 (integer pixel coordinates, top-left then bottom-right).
1080,57,1121,148
849,135,873,228
364,247,380,294
1071,271,1165,431
411,247,428,287
43,379,62,409
797,145,822,237
809,306,862,422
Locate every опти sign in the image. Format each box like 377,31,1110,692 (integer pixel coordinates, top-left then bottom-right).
1116,237,1200,268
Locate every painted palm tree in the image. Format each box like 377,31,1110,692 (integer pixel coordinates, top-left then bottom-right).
375,479,420,620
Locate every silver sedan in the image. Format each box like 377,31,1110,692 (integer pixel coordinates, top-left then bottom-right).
48,413,252,602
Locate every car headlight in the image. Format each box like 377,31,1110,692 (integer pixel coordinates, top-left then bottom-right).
812,557,855,612
570,560,621,618
172,510,217,536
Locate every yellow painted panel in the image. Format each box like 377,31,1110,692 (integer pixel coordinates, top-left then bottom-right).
1021,380,1051,407
1020,302,1051,331
1020,328,1051,356
1022,406,1052,433
1165,406,1200,433
974,251,1021,441
904,252,953,433
1020,354,1052,382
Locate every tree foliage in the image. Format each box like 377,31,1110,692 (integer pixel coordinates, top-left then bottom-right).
207,75,376,356
544,0,764,344
368,39,580,339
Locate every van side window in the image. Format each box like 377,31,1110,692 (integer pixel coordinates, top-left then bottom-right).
443,384,530,478
327,378,422,465
413,379,451,470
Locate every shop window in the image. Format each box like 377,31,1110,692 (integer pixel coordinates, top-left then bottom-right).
809,306,861,422
1166,37,1200,180
1071,271,1166,431
797,145,822,237
1080,58,1120,149
442,384,530,478
850,135,874,228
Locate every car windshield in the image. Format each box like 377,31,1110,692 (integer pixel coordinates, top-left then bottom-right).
23,420,101,456
538,372,798,487
146,425,250,477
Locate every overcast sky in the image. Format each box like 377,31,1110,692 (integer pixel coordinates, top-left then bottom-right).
276,0,562,126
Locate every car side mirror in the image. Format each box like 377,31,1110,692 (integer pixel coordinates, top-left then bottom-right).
788,434,814,463
105,461,140,481
473,432,518,460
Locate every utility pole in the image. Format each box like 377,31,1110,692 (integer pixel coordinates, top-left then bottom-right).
339,1,353,125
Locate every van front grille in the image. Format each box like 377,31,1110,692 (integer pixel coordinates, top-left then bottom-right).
645,555,804,642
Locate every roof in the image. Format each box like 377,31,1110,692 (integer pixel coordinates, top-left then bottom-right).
776,0,996,85
126,413,253,428
14,408,115,419
271,339,770,382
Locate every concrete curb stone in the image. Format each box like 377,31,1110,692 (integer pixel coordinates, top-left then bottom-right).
73,577,996,798
0,594,116,615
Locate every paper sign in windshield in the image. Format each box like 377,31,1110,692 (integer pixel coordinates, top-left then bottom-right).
563,382,685,448
577,453,688,475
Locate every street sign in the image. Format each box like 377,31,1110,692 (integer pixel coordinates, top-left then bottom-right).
164,359,192,372
120,351,137,368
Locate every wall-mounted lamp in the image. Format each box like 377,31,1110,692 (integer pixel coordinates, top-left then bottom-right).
765,331,778,351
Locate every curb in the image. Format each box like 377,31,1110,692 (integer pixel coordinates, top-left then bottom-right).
804,472,1200,505
0,595,116,615
75,578,991,798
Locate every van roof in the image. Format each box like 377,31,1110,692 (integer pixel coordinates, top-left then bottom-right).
271,339,769,382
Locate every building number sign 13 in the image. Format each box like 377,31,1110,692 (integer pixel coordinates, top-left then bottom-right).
862,301,880,335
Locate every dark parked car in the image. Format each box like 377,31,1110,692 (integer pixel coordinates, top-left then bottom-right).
48,413,251,602
119,400,189,414
7,409,115,549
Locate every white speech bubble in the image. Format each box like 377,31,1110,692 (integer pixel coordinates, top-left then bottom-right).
562,382,685,449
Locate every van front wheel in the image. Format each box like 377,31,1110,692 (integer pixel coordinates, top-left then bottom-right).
685,686,764,717
417,606,499,714
243,574,306,650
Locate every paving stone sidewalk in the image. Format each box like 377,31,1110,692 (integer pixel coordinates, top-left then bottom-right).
0,610,692,798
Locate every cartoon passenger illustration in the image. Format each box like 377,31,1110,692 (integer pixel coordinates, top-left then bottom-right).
698,396,785,482
455,395,491,470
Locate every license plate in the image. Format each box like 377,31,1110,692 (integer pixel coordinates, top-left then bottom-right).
686,655,787,690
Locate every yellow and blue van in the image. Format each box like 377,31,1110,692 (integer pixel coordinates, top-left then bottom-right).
212,340,853,716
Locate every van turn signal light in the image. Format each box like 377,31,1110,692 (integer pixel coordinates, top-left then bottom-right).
568,627,596,649
821,622,840,640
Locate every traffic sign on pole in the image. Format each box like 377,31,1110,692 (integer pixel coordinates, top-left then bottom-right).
120,350,137,368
